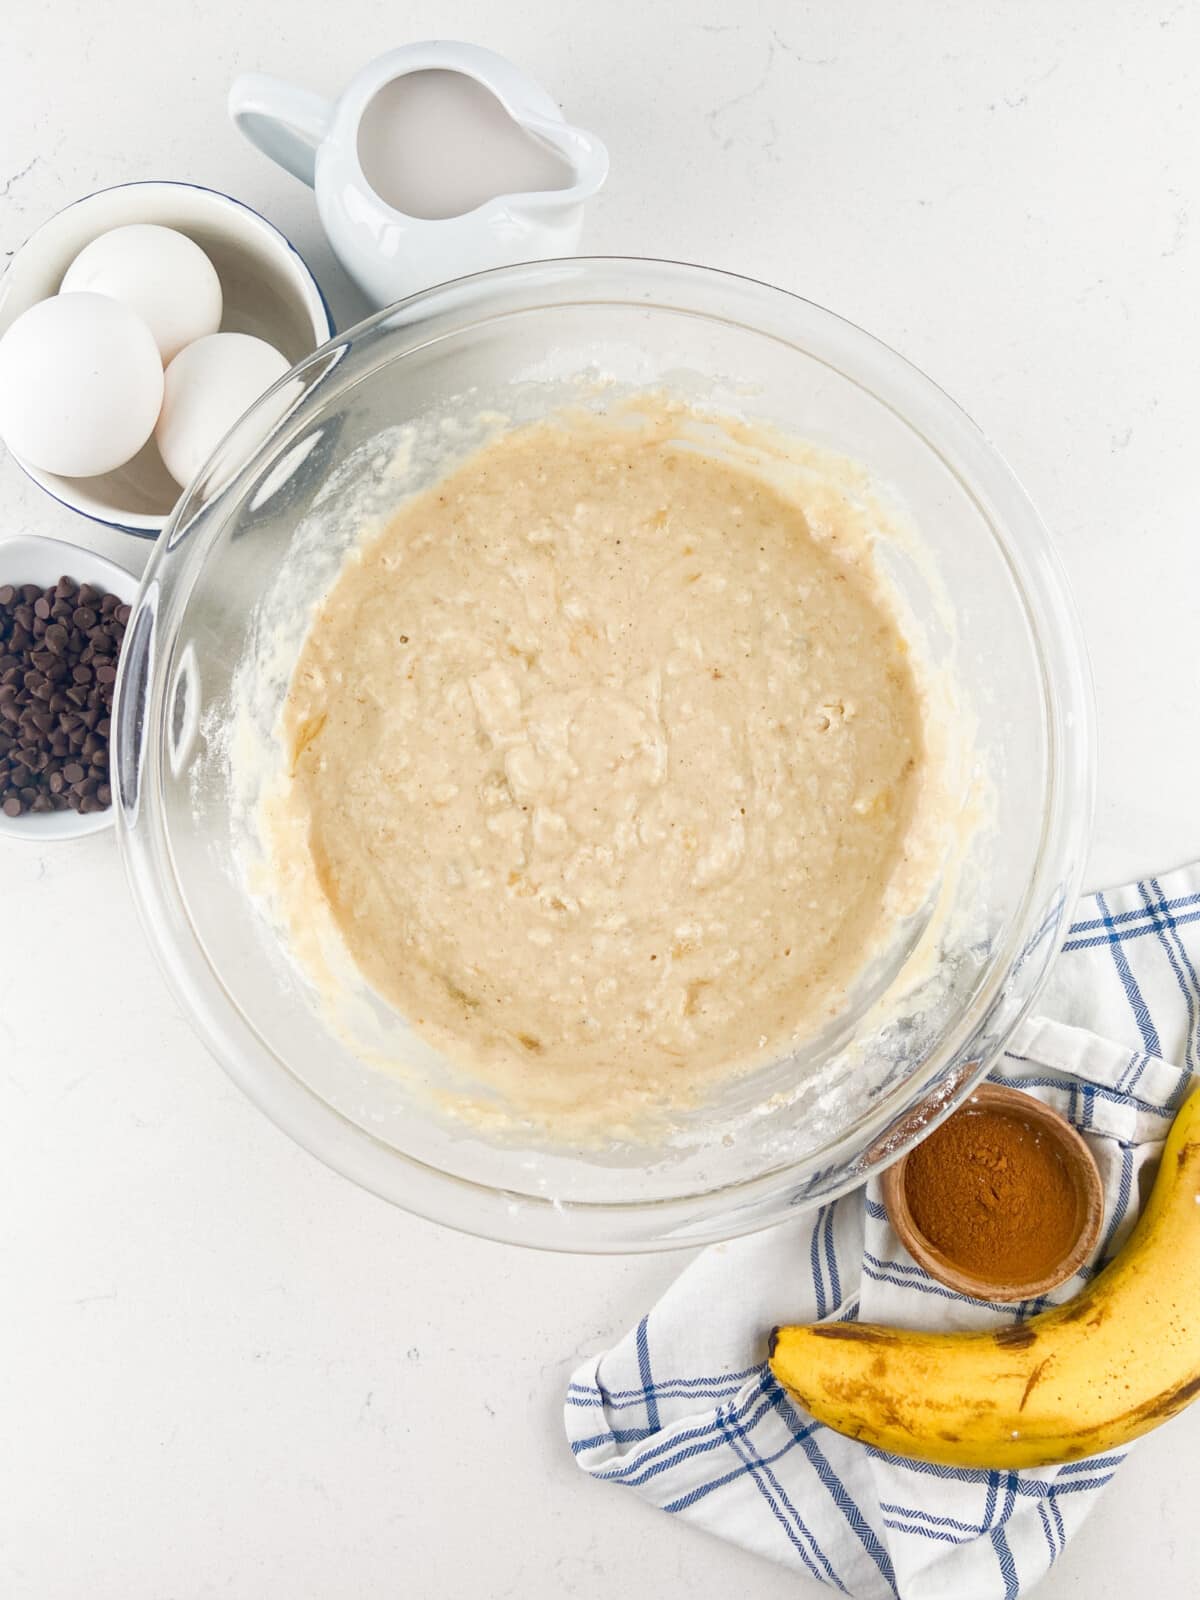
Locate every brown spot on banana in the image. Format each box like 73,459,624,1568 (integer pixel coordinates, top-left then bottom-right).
1135,1371,1200,1423
1059,1295,1104,1324
1018,1356,1053,1411
993,1322,1038,1349
805,1324,903,1344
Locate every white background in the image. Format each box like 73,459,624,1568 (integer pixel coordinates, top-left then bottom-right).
2,2,1198,1595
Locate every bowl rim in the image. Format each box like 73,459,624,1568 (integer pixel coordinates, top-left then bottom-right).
880,1083,1106,1301
113,255,1096,1251
0,179,336,539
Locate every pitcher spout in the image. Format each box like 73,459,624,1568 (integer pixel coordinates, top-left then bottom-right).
518,117,609,207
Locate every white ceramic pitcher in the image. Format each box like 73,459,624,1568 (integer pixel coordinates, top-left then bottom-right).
229,43,608,309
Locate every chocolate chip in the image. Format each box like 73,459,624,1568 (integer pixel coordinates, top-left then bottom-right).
0,575,126,823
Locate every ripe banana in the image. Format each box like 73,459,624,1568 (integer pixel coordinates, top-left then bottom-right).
769,1083,1200,1469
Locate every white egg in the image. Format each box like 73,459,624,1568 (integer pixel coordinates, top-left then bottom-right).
156,332,294,488
0,292,164,478
61,224,223,364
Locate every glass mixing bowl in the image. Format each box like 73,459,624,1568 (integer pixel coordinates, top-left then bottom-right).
114,258,1094,1251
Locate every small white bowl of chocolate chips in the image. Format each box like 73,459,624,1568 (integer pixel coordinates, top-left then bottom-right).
0,534,137,840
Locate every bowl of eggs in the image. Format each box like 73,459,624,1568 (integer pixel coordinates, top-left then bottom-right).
0,181,334,536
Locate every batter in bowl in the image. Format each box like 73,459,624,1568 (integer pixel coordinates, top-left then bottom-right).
267,401,946,1127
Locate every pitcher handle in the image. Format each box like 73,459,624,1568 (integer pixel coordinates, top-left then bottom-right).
228,73,332,188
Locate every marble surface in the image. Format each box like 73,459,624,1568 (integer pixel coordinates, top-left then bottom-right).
1,2,1197,1595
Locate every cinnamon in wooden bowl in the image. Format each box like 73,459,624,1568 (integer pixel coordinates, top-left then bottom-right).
881,1083,1104,1302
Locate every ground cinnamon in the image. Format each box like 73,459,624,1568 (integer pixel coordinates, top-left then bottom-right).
903,1106,1080,1282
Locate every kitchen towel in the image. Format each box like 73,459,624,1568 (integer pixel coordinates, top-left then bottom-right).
565,862,1200,1599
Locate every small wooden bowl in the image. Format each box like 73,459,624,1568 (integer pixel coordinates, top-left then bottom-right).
881,1083,1104,1302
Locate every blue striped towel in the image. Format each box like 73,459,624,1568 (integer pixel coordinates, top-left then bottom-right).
565,862,1200,1598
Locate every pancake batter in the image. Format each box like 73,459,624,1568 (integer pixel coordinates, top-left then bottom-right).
270,406,939,1123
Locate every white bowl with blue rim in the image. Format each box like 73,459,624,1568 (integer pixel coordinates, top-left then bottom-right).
0,181,334,538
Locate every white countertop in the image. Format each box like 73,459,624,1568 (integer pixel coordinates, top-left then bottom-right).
2,4,1198,1596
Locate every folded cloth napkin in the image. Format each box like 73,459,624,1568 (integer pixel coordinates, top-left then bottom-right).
566,862,1200,1599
